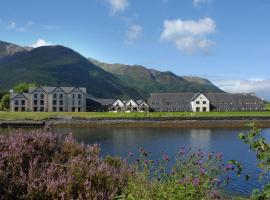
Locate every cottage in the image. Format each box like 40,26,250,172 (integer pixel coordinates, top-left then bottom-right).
10,86,87,112
148,92,265,112
88,98,149,112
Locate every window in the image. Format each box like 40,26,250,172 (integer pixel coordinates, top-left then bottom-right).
59,93,63,99
53,100,57,105
34,93,38,99
72,94,76,99
34,107,38,112
72,100,75,106
72,107,76,112
15,107,19,111
40,107,44,112
78,94,82,99
78,107,81,112
21,107,25,112
196,107,200,112
59,107,63,112
196,101,200,104
53,107,57,112
34,100,38,105
40,94,44,99
15,100,19,105
203,107,207,112
203,101,206,104
53,94,57,99
21,100,25,105
78,100,81,105
59,100,63,105
40,100,44,105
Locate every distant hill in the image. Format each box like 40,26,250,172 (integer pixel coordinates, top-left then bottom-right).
0,40,223,98
89,58,223,97
0,41,29,58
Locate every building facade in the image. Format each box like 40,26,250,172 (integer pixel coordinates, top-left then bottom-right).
88,98,149,112
10,86,87,112
148,93,265,112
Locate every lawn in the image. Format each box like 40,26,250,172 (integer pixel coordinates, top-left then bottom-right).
0,111,270,121
266,103,270,111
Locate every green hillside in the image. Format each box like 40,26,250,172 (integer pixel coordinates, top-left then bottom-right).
0,43,139,98
0,40,222,98
89,58,223,97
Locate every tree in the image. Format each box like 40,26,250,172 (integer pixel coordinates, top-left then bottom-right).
0,93,10,111
13,82,37,93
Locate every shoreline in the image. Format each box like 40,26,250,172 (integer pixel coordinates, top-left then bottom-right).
1,116,270,128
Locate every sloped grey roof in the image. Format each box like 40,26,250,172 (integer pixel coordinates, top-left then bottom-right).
10,93,29,100
204,93,264,111
92,99,116,106
149,93,196,111
148,93,264,112
28,86,87,94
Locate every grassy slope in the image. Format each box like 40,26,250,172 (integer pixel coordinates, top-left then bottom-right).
266,104,270,110
0,111,270,121
90,58,223,97
0,45,140,98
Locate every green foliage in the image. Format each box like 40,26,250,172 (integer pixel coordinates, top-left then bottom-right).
13,82,37,93
0,93,10,111
119,147,238,200
265,104,270,111
94,59,223,97
239,126,270,199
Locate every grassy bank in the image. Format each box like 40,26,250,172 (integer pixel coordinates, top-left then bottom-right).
0,111,270,121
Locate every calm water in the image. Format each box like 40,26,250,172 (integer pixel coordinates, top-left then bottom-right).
1,126,270,195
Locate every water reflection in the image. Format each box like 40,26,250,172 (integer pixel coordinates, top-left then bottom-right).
189,129,212,152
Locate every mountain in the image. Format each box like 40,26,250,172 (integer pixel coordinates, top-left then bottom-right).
0,40,222,98
0,41,140,98
89,58,223,97
0,41,28,58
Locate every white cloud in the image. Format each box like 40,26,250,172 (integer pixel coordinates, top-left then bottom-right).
125,24,143,44
107,0,129,14
161,17,216,54
213,78,270,100
30,39,52,48
193,0,210,7
6,21,33,32
6,21,16,30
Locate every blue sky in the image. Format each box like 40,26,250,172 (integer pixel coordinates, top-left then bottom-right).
0,0,270,99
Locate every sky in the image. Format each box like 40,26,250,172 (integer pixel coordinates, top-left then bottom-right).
0,0,270,100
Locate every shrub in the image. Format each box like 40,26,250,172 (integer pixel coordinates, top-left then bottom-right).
239,126,270,199
0,129,132,200
120,147,239,200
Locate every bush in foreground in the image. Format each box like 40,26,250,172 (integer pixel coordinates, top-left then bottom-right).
0,129,241,199
0,129,132,199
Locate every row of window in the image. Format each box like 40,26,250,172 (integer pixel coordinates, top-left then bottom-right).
14,107,25,111
15,100,25,105
33,93,83,99
33,100,82,106
196,107,207,112
196,101,207,105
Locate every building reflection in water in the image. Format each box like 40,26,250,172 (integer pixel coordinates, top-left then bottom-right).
189,129,212,152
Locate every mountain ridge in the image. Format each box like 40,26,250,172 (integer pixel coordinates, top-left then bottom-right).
0,40,223,98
